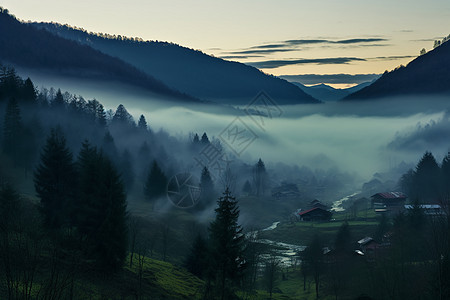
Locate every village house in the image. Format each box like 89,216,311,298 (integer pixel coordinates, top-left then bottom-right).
298,207,332,221
404,204,444,216
271,183,300,200
357,237,380,254
371,192,407,215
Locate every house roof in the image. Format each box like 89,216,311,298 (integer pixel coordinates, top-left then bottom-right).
404,204,441,209
298,207,329,216
371,192,406,199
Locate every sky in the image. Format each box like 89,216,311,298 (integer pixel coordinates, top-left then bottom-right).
3,0,450,87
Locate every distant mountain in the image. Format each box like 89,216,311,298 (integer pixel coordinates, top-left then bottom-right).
291,81,374,102
0,9,197,102
345,41,450,100
31,22,319,105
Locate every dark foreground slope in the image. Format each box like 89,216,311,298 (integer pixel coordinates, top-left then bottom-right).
31,22,319,105
345,41,450,100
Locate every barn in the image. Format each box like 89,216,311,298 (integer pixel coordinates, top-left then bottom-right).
298,207,332,221
371,192,407,214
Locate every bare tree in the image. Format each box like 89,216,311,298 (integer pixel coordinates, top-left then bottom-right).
135,238,149,299
160,222,171,261
264,254,280,299
129,216,142,268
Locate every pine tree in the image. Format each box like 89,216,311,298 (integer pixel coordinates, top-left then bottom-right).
86,99,106,127
2,97,37,169
413,151,441,202
242,180,252,195
96,102,107,127
101,131,119,161
52,89,65,109
193,133,200,144
407,198,426,230
399,168,414,196
441,153,450,198
0,67,21,101
95,156,128,271
201,132,210,144
334,221,351,253
144,160,168,201
21,78,36,103
199,167,215,209
76,141,102,234
184,234,208,279
138,114,148,131
0,184,22,233
207,188,246,299
112,104,135,127
303,235,323,299
2,97,22,158
77,141,128,271
253,158,267,197
34,128,77,229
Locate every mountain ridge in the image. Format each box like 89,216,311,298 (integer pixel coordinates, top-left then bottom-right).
0,8,199,103
30,22,320,105
344,40,450,100
291,81,374,102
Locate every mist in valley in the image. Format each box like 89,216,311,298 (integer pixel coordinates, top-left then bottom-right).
20,69,450,188
2,3,450,298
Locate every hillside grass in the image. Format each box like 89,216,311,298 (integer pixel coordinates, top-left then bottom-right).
125,254,204,299
259,209,380,246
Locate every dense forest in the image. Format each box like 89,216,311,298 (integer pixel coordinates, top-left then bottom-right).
0,65,361,299
2,3,450,300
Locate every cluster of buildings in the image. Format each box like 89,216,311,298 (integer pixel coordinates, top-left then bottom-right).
295,191,446,260
371,191,444,216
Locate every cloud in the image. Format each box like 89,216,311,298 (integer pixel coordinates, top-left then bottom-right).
249,37,388,49
333,38,387,44
279,73,381,85
249,43,288,49
228,48,298,55
248,57,366,69
225,37,389,57
219,55,263,59
412,37,444,42
283,39,329,45
249,54,415,69
372,55,415,60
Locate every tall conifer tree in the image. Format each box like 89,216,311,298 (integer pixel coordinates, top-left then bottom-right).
34,128,77,228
